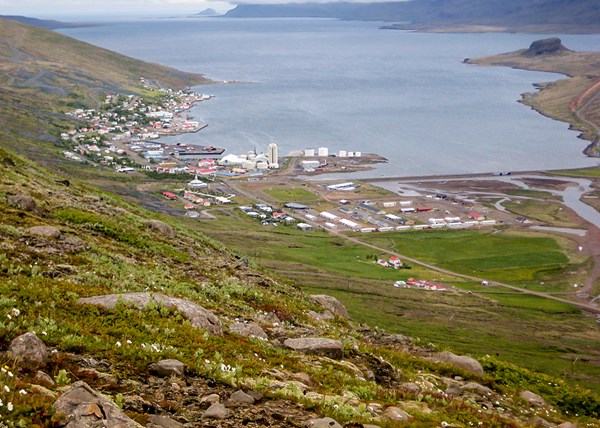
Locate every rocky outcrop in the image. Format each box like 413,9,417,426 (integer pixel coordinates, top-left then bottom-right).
77,292,223,336
7,332,48,370
144,220,176,239
524,38,570,57
54,381,142,427
309,295,349,319
430,351,484,376
283,338,344,359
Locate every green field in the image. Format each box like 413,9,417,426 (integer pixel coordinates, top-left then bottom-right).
502,199,579,228
553,167,600,178
262,186,320,203
358,229,575,287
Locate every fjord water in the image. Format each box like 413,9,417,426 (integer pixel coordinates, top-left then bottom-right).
60,18,600,177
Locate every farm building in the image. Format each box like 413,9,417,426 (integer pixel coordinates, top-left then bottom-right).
339,219,360,230
320,211,338,221
326,182,356,191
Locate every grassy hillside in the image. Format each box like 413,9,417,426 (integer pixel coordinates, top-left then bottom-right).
0,18,210,164
0,15,599,428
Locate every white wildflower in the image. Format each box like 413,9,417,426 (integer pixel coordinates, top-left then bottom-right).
115,341,122,347
10,308,20,317
6,371,12,378
3,386,9,393
19,389,27,395
6,402,12,412
6,315,11,320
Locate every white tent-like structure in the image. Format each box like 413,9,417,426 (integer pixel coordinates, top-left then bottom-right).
188,175,207,189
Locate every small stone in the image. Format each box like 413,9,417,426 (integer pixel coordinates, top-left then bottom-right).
399,382,420,394
461,382,494,396
367,402,383,415
309,295,349,319
144,220,176,239
7,194,36,211
30,384,58,400
8,332,48,370
383,406,412,422
558,422,577,428
35,370,55,387
202,402,228,420
27,225,61,239
291,372,313,386
520,390,547,407
306,417,343,428
148,414,184,428
229,321,268,340
530,416,554,428
149,359,185,377
283,337,344,359
228,389,255,404
200,393,221,404
430,351,484,376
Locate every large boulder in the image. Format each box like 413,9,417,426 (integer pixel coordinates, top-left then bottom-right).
54,381,142,427
430,351,484,377
78,293,222,336
309,295,349,319
283,338,344,359
7,332,48,370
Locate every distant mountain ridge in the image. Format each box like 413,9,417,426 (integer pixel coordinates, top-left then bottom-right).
224,0,600,33
0,15,84,29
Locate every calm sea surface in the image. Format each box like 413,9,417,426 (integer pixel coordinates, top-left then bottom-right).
60,18,600,177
